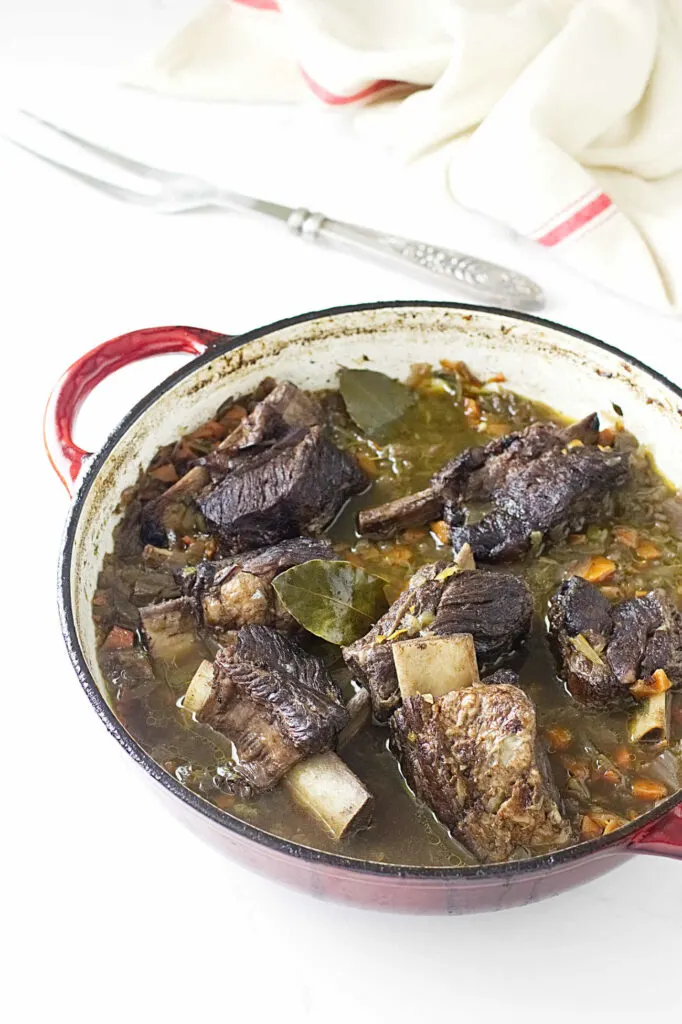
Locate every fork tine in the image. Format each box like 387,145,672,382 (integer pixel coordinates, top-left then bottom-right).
18,109,177,182
5,137,158,206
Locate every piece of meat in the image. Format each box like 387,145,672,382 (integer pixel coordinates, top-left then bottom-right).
342,563,533,720
433,415,600,503
548,575,682,708
139,385,322,545
446,442,629,562
181,537,336,634
198,625,349,790
198,426,367,553
218,381,322,452
390,677,572,862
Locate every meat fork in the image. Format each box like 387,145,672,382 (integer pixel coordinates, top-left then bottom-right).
5,110,544,310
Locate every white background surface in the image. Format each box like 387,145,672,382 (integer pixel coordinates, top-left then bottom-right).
2,3,681,1022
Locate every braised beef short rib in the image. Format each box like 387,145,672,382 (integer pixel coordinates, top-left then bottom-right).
357,415,630,562
391,673,572,862
342,563,533,720
198,426,366,552
548,575,682,708
141,382,366,551
444,441,629,563
197,625,349,790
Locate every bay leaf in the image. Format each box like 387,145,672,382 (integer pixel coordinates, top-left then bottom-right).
338,368,416,435
272,559,388,645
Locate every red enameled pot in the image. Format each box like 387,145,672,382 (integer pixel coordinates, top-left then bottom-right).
48,302,682,913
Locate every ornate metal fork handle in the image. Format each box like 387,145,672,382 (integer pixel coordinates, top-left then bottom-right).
6,110,545,310
286,211,543,309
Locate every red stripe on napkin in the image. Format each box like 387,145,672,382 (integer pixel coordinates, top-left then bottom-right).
231,1,402,104
299,67,402,105
232,0,280,9
537,192,613,246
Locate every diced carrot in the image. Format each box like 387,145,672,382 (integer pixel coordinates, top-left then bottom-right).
102,626,135,651
221,403,247,425
486,372,506,383
545,726,573,752
580,815,603,840
630,669,672,700
149,463,179,484
568,533,587,545
635,539,662,561
188,420,227,442
401,527,427,543
385,545,413,565
440,359,481,386
485,422,510,437
355,453,379,477
575,556,617,584
430,520,450,545
463,396,481,421
613,745,634,770
598,427,617,446
652,668,673,691
613,525,638,549
632,778,668,802
599,769,621,786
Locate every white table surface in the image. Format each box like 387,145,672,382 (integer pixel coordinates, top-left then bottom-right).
3,4,681,1022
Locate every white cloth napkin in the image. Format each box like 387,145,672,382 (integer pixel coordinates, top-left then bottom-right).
134,0,682,311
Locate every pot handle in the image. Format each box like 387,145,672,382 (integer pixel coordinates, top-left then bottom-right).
628,804,682,859
44,325,226,495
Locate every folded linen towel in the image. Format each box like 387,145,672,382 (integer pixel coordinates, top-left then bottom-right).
134,0,682,311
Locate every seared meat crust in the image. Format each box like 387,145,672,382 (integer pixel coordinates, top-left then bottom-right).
391,678,572,862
